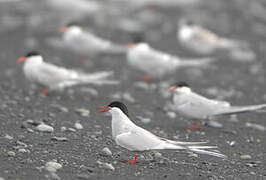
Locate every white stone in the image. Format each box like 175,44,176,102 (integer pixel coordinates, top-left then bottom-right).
101,147,112,156
36,123,54,133
45,161,62,172
74,122,83,130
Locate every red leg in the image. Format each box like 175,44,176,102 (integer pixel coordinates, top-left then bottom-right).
128,154,139,164
79,58,90,62
187,122,201,131
40,88,49,96
139,76,153,82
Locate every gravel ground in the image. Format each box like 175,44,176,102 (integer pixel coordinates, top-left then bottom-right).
1,0,266,179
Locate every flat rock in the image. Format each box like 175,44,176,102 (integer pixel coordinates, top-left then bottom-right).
101,147,112,156
36,123,54,133
45,161,62,172
75,108,90,117
240,154,252,160
51,136,68,142
74,122,83,130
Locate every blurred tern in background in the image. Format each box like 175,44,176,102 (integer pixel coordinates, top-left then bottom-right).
99,101,226,163
177,19,256,61
126,37,215,80
22,0,104,32
58,23,127,57
168,82,266,126
17,51,119,95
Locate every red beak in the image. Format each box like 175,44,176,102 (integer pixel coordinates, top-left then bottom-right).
58,27,67,32
167,86,177,91
16,57,26,63
99,106,111,112
127,43,137,48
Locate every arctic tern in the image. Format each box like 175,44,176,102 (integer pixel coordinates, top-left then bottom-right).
177,19,254,58
126,41,214,79
99,101,226,163
17,51,118,95
169,82,266,120
59,23,127,57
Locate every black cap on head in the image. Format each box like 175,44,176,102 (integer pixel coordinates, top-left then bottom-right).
179,18,195,26
131,33,145,44
66,21,81,28
108,101,129,117
174,81,189,88
25,51,40,57
185,19,195,26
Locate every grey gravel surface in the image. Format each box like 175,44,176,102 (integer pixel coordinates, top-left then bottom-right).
1,0,266,179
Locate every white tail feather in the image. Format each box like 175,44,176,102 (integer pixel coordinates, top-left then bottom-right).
218,104,266,115
190,148,227,158
79,71,119,86
158,141,226,158
178,57,215,68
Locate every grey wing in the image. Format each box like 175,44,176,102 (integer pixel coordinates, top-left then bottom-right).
136,48,178,76
115,129,162,151
35,63,78,88
177,93,231,118
82,33,111,50
191,93,230,107
64,33,108,55
191,26,221,45
147,48,178,64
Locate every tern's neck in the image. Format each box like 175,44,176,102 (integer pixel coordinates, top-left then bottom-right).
175,87,192,95
135,43,150,51
110,109,133,138
64,27,83,40
111,109,130,124
25,56,43,66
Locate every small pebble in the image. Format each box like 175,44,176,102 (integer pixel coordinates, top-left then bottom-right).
26,119,41,126
250,172,256,175
97,161,115,171
229,141,236,146
51,136,68,142
152,151,162,159
45,161,62,172
205,121,223,128
61,126,67,132
166,112,176,119
188,152,199,158
18,148,27,153
240,154,252,160
4,134,13,140
137,116,151,124
246,162,258,167
74,122,83,130
101,147,112,156
27,128,34,133
68,128,76,132
16,141,27,147
75,108,90,117
52,104,69,113
36,123,54,133
101,163,115,171
229,115,239,123
7,151,16,157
